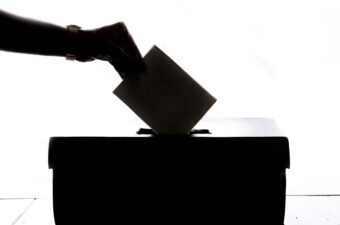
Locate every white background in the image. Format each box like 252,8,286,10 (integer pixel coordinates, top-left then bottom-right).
1,0,340,196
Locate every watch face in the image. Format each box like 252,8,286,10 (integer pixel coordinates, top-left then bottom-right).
65,53,76,61
67,25,81,32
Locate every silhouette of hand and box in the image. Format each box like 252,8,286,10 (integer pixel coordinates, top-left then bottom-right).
114,45,216,135
49,47,290,225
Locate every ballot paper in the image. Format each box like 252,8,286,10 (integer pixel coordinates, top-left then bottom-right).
113,45,216,135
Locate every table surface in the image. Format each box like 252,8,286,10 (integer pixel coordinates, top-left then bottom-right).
2,195,340,225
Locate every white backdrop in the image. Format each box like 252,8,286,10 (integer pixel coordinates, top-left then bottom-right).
1,0,340,196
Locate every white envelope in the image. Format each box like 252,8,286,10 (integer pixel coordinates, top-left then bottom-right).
113,45,216,135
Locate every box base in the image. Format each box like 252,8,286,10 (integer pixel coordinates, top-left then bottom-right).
49,137,289,225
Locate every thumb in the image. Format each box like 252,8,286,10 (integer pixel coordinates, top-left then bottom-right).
109,61,127,79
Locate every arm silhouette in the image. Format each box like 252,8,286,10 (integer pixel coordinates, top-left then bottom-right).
0,9,145,77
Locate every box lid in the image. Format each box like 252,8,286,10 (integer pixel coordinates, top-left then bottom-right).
48,118,290,170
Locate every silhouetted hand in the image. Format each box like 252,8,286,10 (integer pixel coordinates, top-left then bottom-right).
0,9,144,78
79,22,146,78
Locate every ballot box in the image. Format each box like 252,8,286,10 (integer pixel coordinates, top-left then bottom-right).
48,118,290,225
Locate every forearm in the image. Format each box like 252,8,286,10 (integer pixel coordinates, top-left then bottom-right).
0,9,74,57
0,10,145,75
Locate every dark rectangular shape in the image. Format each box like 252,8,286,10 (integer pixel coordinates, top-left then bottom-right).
49,136,289,225
114,45,216,135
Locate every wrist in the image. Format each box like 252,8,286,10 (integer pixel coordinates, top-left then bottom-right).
78,29,96,56
65,25,81,60
65,25,97,62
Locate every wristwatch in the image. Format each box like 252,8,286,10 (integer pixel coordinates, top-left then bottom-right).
65,25,81,61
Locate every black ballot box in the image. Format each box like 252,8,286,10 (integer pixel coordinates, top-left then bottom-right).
48,118,290,225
